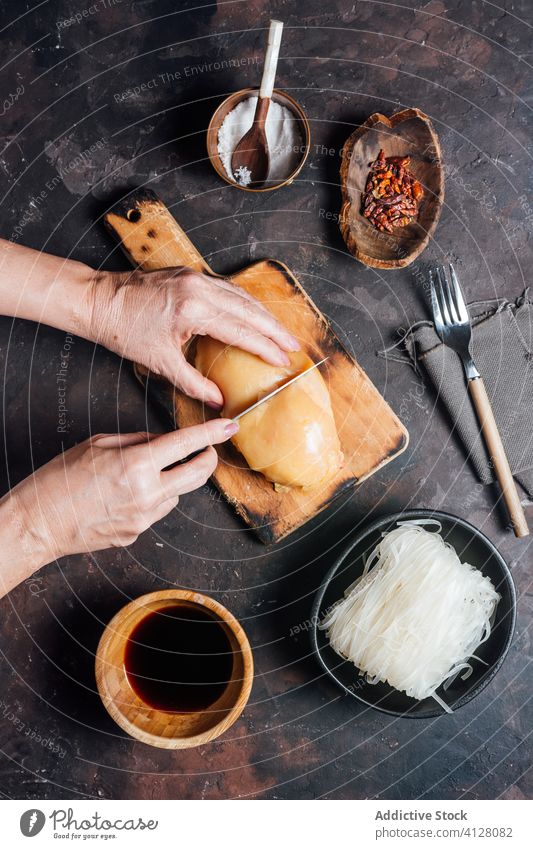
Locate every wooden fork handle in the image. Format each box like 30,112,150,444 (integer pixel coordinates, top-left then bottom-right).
468,377,529,538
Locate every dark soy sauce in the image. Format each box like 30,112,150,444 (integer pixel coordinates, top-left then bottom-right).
125,604,234,713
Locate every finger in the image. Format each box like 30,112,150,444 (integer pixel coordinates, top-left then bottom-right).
90,432,155,449
173,359,224,409
212,277,279,311
148,493,181,525
160,445,218,498
140,419,238,470
200,319,294,368
149,351,223,409
207,282,300,353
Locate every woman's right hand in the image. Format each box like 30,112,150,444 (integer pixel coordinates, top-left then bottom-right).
10,418,238,568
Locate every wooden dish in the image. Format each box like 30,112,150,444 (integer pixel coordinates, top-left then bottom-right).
207,87,310,192
95,590,253,749
339,108,444,269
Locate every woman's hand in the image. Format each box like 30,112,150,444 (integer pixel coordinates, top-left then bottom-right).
86,268,300,409
0,240,299,408
0,419,237,597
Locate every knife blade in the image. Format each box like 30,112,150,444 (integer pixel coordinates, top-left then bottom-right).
232,356,329,422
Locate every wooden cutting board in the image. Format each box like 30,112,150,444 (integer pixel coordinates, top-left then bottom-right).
104,189,408,544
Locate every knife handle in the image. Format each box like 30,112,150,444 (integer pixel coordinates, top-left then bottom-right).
468,377,529,538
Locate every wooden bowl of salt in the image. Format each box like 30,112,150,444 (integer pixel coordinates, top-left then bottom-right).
207,87,310,192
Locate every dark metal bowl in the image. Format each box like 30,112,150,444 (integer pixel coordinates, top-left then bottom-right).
311,509,517,718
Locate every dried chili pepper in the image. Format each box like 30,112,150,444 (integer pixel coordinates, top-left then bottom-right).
361,149,424,233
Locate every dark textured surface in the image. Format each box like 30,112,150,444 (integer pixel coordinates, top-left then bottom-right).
0,0,531,800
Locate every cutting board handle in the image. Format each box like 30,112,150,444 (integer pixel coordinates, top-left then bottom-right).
104,188,214,275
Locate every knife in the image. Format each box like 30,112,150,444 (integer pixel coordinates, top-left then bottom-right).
232,356,329,421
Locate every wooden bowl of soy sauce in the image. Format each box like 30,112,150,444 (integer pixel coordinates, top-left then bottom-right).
95,590,253,749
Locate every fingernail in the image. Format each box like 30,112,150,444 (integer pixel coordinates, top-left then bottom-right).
224,421,239,438
278,351,291,366
287,335,300,351
206,399,223,411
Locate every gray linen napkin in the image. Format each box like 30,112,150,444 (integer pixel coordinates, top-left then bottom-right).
383,289,533,498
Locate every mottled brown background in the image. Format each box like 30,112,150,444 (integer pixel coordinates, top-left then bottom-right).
0,0,531,800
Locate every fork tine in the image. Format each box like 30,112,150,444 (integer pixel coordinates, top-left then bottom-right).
435,266,452,326
442,265,460,324
448,263,470,323
429,268,444,333
429,270,444,332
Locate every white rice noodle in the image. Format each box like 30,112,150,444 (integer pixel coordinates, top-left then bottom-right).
320,521,500,711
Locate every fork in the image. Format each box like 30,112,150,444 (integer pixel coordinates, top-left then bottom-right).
429,264,529,538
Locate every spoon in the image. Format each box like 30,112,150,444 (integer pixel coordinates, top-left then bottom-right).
231,19,284,188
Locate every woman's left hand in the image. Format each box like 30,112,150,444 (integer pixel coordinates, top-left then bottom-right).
86,267,300,409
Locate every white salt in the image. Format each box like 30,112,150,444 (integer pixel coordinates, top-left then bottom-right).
234,165,252,186
217,96,304,186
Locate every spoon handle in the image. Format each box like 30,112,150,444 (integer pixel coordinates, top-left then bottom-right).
259,20,284,99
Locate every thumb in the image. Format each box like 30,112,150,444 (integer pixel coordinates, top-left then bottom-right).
173,359,224,409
